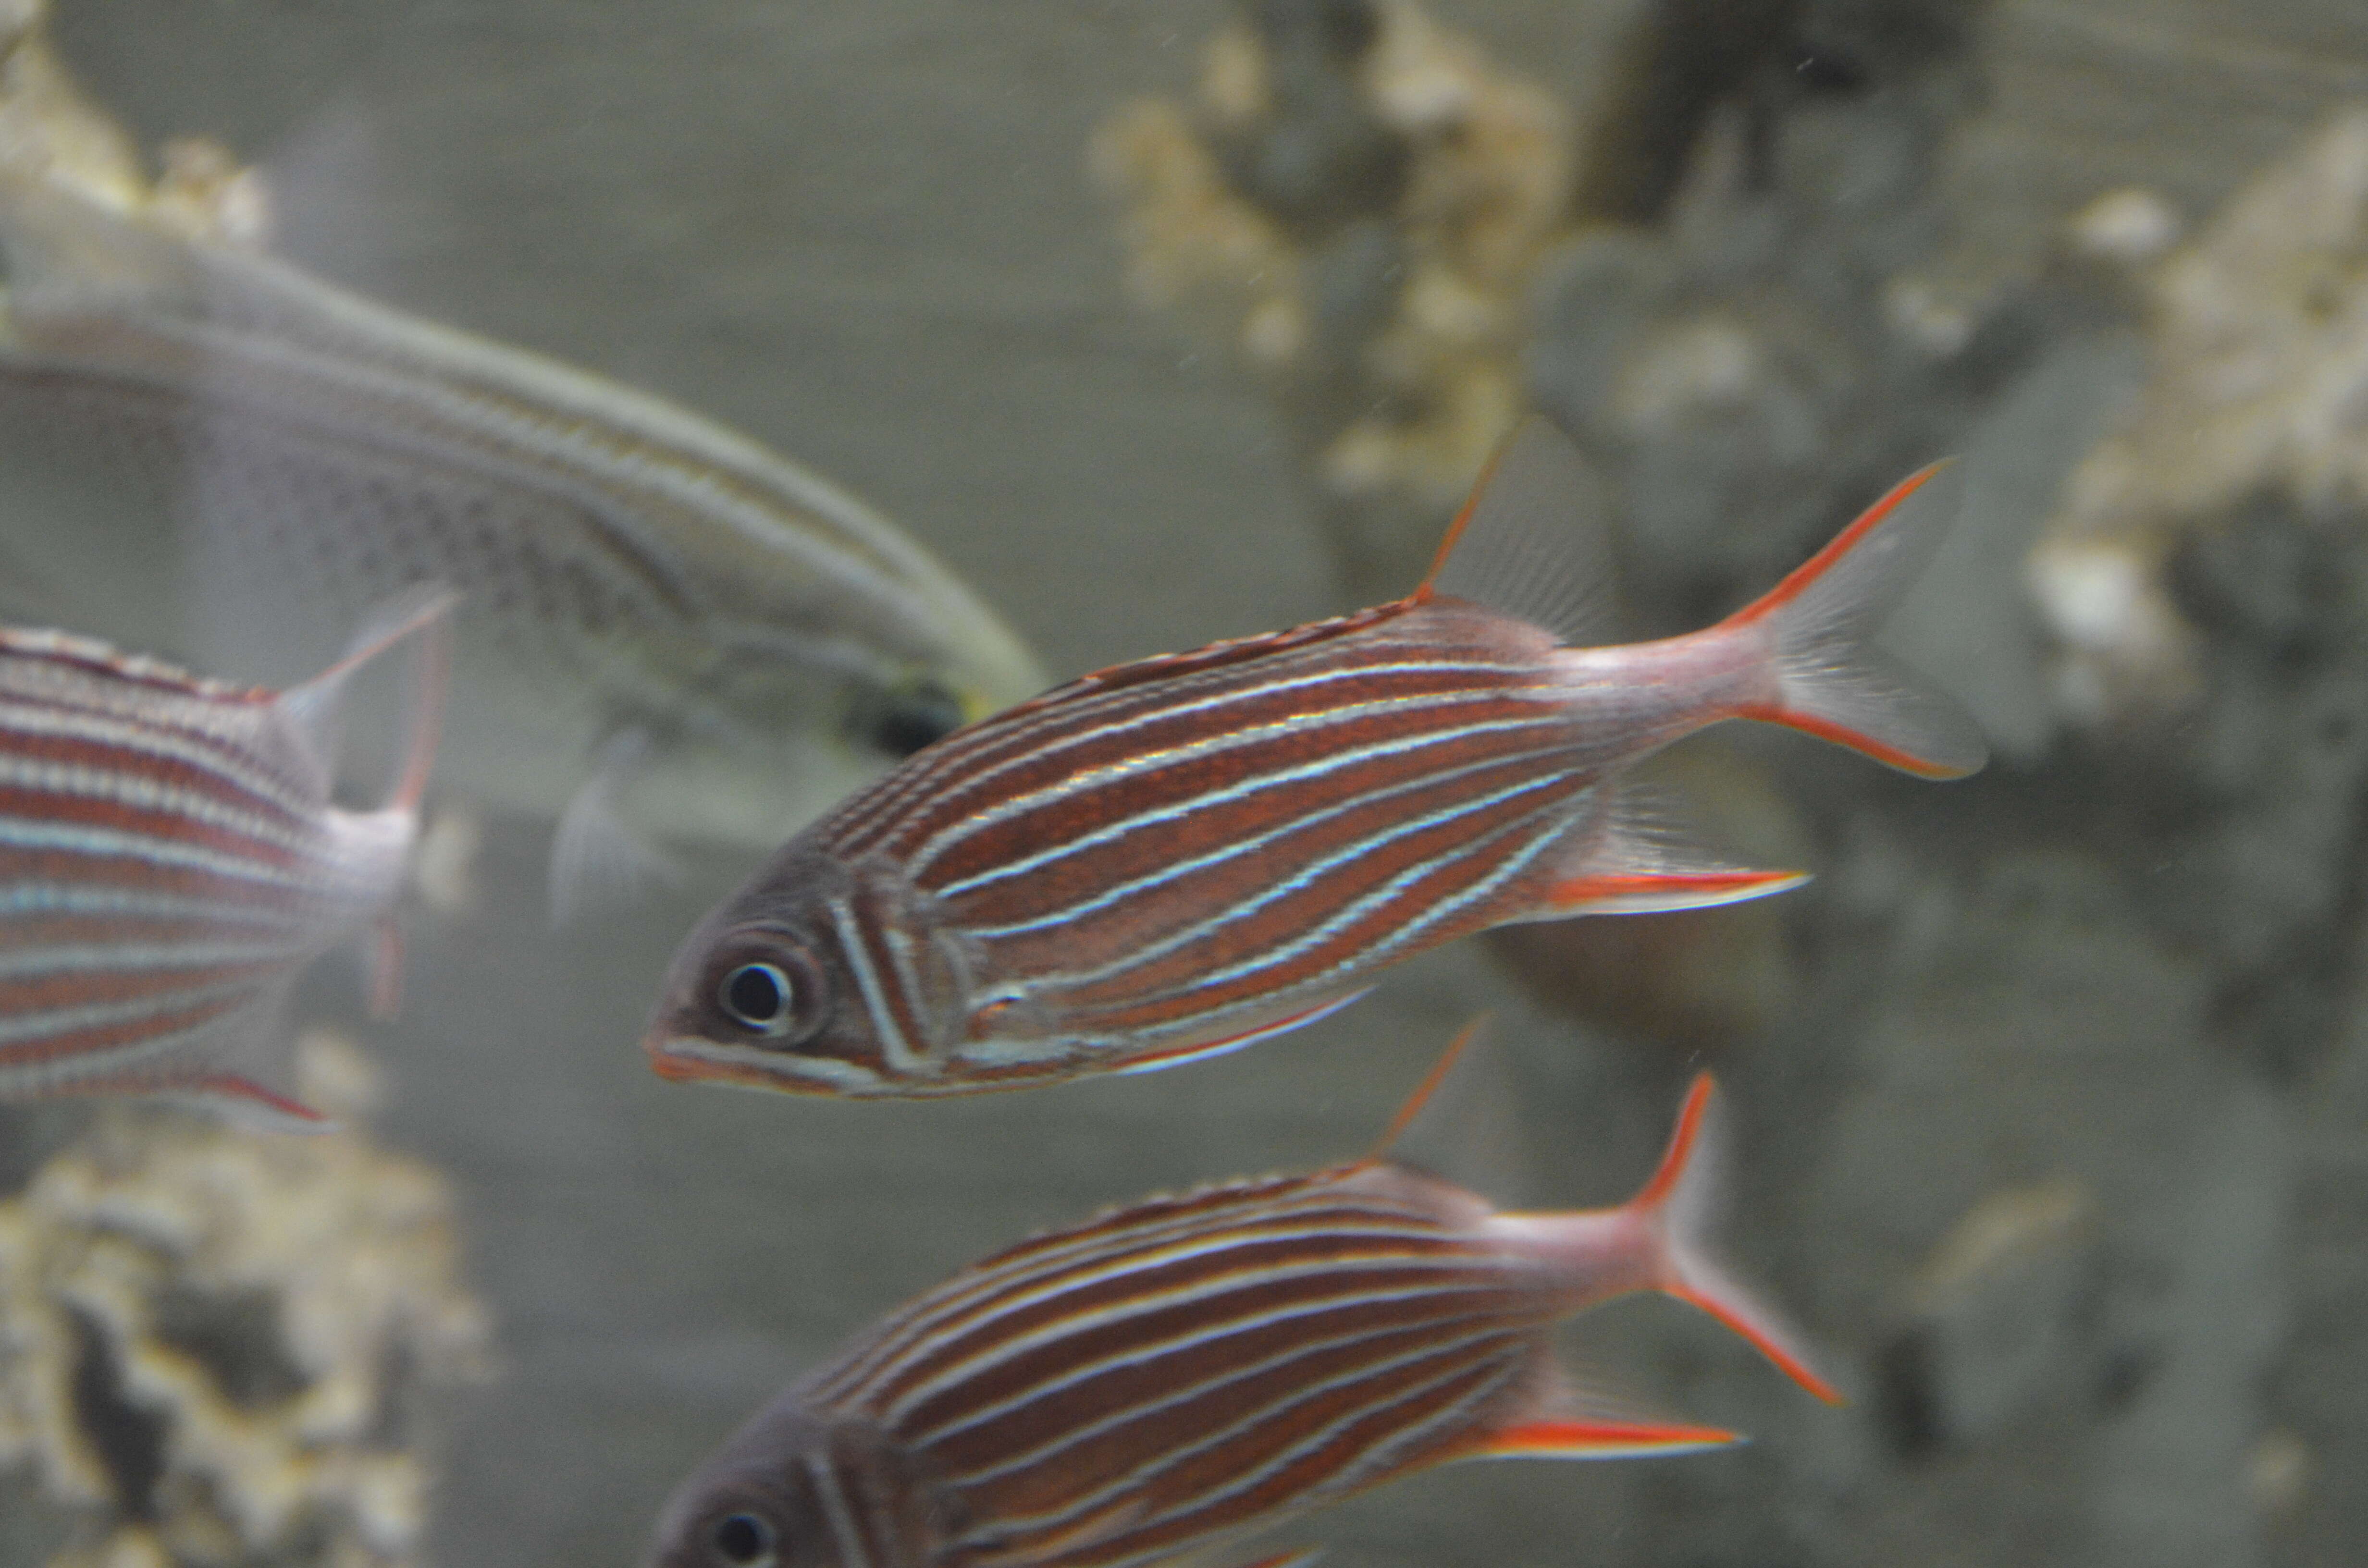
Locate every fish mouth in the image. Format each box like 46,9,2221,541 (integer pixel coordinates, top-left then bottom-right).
640,1031,886,1096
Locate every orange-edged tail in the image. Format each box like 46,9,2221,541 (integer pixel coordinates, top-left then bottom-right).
1720,461,1987,780
1631,1074,1846,1405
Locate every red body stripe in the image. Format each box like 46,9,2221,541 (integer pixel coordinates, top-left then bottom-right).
0,630,395,1109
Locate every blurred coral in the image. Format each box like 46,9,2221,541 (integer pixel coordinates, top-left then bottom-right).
0,1033,491,1568
0,0,262,248
1092,0,1572,593
2030,109,2368,729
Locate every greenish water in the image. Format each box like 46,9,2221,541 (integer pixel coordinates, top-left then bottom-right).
4,3,2367,1567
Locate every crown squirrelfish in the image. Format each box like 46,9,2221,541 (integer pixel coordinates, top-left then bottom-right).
0,589,450,1127
646,1041,1839,1568
643,418,1986,1096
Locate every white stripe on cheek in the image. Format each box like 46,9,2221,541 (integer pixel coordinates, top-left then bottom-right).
828,895,926,1078
806,1450,875,1568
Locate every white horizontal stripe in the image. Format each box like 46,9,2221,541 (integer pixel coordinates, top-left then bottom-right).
1026,768,1569,998
923,1281,1502,1458
0,992,268,1098
965,738,1575,943
0,751,315,858
0,698,314,818
992,1334,1515,1565
0,971,268,1049
0,813,328,893
831,1207,1441,1403
960,1322,1513,1541
818,1191,1414,1401
883,1246,1482,1426
833,655,1538,849
1135,1342,1515,1537
0,937,308,980
926,706,1567,900
0,880,310,926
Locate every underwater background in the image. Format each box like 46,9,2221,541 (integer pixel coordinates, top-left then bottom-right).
2,0,2366,1565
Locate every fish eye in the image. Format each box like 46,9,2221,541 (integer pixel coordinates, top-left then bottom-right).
703,931,829,1048
719,963,794,1034
866,680,965,759
711,1512,777,1568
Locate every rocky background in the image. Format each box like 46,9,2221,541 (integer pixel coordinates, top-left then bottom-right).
2,1,2366,1566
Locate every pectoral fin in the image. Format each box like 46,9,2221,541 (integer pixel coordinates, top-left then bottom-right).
550,729,684,925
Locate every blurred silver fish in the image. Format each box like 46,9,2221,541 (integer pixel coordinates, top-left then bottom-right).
0,40,1045,916
0,588,450,1128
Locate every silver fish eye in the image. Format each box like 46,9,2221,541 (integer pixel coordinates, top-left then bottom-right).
712,1512,776,1568
719,962,794,1035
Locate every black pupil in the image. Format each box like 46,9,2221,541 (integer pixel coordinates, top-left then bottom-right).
873,683,964,759
714,1513,772,1564
725,964,785,1025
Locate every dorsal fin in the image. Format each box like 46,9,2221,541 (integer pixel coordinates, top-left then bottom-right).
275,583,456,808
998,602,1412,723
1367,1015,1492,1162
1415,417,1616,646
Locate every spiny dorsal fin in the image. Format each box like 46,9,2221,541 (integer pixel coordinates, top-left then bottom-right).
1368,1014,1492,1162
1417,417,1616,646
1365,1017,1538,1204
275,583,456,806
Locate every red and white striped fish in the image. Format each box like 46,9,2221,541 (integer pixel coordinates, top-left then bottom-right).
0,589,451,1127
644,419,1985,1096
646,1043,1838,1568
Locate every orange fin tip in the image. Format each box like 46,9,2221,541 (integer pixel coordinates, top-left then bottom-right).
1468,1416,1742,1460
188,1074,333,1134
1544,868,1809,915
1224,1548,1326,1568
1368,1014,1490,1161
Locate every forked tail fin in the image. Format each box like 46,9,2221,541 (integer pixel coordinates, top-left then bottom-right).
1629,1074,1845,1405
1722,463,1988,779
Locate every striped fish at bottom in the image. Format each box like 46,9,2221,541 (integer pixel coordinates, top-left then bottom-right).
646,1038,1838,1568
644,417,1987,1097
0,589,450,1127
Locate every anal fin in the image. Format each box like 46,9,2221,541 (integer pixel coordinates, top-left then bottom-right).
1465,1416,1741,1461
1538,779,1806,917
1223,1548,1326,1568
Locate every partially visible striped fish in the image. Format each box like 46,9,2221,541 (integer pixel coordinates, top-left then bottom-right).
0,589,450,1127
646,1046,1837,1568
0,43,1045,916
644,418,1986,1097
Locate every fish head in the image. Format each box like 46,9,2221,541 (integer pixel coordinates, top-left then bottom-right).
648,1399,943,1568
643,840,969,1096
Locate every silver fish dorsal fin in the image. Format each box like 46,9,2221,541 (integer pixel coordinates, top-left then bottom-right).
1416,416,1618,646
